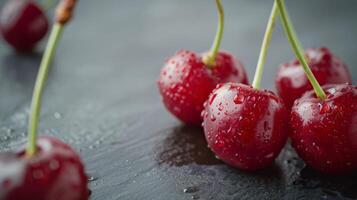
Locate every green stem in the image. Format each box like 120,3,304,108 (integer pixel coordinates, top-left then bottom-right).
202,0,224,67
252,2,279,89
276,0,327,99
26,24,64,156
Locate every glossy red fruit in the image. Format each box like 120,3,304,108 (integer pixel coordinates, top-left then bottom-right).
0,0,49,52
290,84,357,174
276,47,351,108
0,136,89,200
158,50,248,125
202,83,288,170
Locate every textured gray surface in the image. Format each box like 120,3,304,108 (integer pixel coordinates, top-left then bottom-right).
0,0,356,199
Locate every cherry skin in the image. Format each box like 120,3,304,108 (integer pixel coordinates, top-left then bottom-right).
158,50,248,125
275,47,351,109
290,84,357,174
0,136,89,200
0,0,49,52
202,83,288,170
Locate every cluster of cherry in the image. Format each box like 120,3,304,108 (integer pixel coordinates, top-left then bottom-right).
0,0,355,200
158,0,356,174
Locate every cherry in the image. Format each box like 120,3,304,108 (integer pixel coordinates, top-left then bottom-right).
157,0,248,125
202,83,288,170
0,136,89,200
202,2,288,170
276,0,356,174
290,84,357,174
0,0,49,52
158,50,248,125
276,47,352,108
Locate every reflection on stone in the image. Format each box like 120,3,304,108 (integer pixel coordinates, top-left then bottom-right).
293,167,357,199
155,125,222,166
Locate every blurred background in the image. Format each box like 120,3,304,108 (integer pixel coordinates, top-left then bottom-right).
0,0,356,199
0,0,356,119
0,0,357,116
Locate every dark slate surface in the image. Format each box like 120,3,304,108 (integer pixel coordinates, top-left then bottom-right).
0,0,356,199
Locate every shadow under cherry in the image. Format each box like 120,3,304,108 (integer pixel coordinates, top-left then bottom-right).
155,125,222,167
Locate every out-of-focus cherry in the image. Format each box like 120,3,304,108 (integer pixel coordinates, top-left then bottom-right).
0,136,89,200
0,0,49,52
276,47,351,108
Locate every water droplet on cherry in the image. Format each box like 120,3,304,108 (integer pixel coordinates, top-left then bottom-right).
233,94,244,104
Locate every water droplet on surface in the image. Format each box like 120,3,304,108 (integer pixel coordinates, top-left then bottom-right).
319,102,331,114
183,186,198,193
6,128,14,134
215,83,223,89
265,153,274,159
327,87,337,94
263,121,269,131
217,103,224,111
210,115,216,122
233,94,245,104
173,106,181,113
209,94,218,105
227,126,232,134
54,112,63,119
200,110,205,118
88,176,98,182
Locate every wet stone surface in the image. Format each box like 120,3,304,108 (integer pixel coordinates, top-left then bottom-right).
0,0,357,199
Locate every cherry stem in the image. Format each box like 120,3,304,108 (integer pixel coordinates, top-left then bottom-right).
252,2,279,89
26,24,64,157
202,0,224,67
276,0,327,99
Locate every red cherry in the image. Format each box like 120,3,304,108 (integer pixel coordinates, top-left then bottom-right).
0,136,89,200
158,50,248,125
290,84,357,174
202,83,288,170
275,47,352,108
0,0,49,52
